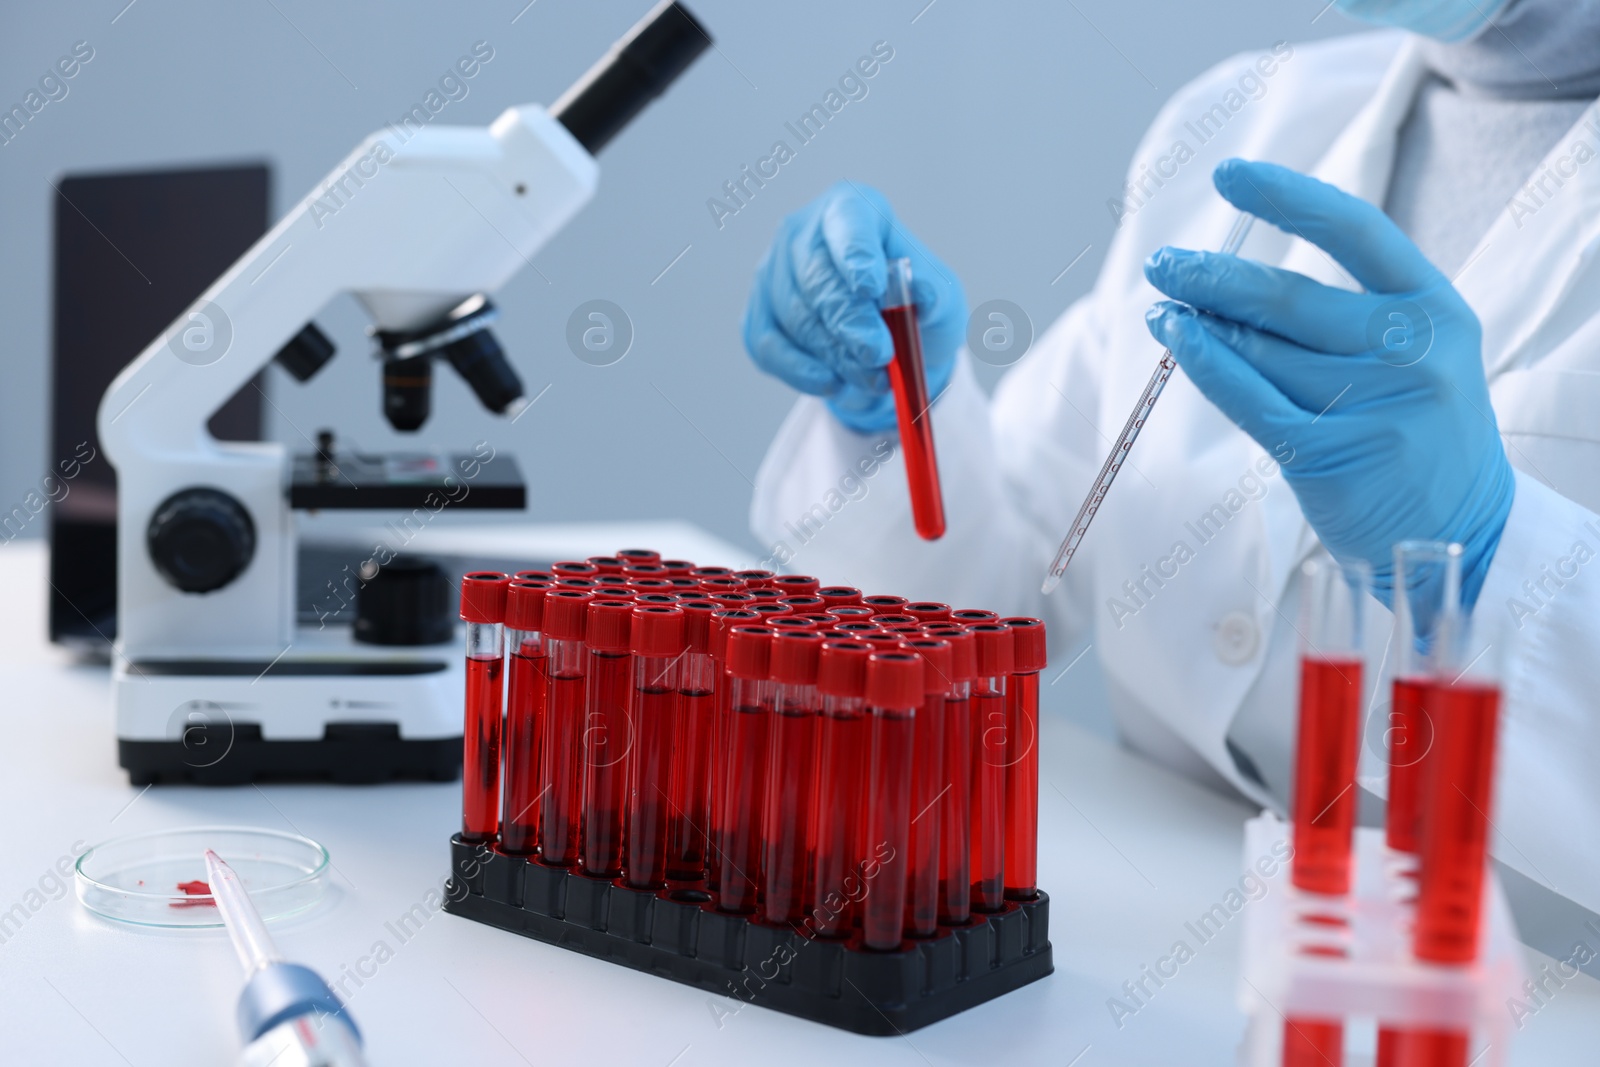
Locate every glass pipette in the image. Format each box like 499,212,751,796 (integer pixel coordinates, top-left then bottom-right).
1041,211,1255,594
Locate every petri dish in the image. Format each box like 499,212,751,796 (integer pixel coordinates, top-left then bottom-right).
75,826,330,928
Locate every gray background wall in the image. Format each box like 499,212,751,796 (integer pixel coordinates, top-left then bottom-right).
0,0,1356,556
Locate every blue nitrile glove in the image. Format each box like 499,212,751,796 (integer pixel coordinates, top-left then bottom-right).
1143,159,1515,608
742,181,967,434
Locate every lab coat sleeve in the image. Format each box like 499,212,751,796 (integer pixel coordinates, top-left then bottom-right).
1471,469,1600,915
749,293,1110,644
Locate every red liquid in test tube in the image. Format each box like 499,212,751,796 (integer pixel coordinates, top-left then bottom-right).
539,591,594,866
581,599,635,879
969,624,1013,913
501,579,550,854
626,606,686,890
1292,656,1363,894
717,626,774,914
811,641,872,937
459,572,509,843
880,257,946,541
667,601,718,881
706,609,760,894
763,631,824,926
1003,618,1047,900
862,651,923,950
926,626,975,926
903,639,952,938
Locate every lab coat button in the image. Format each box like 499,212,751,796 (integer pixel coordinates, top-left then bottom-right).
1214,611,1259,665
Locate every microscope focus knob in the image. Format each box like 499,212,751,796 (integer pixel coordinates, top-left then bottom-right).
147,488,257,594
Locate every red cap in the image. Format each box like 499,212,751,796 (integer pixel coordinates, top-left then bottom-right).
665,577,700,590
936,626,977,682
952,608,999,624
552,560,599,578
817,629,855,641
866,652,923,709
883,623,923,637
623,563,668,580
542,589,594,641
680,600,715,654
1004,617,1048,673
514,569,554,582
862,594,908,612
710,609,760,660
674,590,714,603
586,598,635,652
817,641,872,698
629,578,674,594
691,566,735,580
972,623,1015,676
905,602,952,623
659,559,695,576
903,638,954,694
557,576,600,590
816,586,863,606
854,632,904,650
726,626,773,680
700,577,743,593
505,579,550,631
749,603,790,618
829,605,875,620
632,592,677,607
745,589,783,602
779,595,826,612
617,548,660,564
773,575,820,595
834,621,880,633
797,613,839,628
771,630,823,685
873,614,918,626
632,605,686,657
459,572,509,623
710,591,755,608
733,569,774,588
769,616,818,633
585,556,624,574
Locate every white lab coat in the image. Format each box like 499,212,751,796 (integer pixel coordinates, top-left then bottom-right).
751,32,1600,914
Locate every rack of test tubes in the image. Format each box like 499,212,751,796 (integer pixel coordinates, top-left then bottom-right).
442,551,1053,1034
1239,551,1525,1066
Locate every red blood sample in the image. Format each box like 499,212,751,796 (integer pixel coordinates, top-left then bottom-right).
762,632,824,927
1414,681,1501,964
170,879,215,907
880,266,946,541
862,651,922,950
501,579,550,854
460,572,509,843
1003,617,1046,900
904,602,952,623
627,606,686,889
668,604,719,881
1283,1018,1343,1067
717,627,774,914
1386,677,1434,855
903,639,951,938
816,586,863,607
706,609,761,894
1291,656,1363,895
937,627,976,925
970,624,1012,912
539,590,593,866
581,599,635,878
811,641,872,937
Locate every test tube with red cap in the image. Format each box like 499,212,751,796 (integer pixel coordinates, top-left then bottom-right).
816,586,862,607
905,602,952,624
772,574,820,596
748,602,791,620
862,651,923,950
863,594,908,614
626,605,686,889
746,588,784,603
778,595,827,614
552,560,601,579
1284,557,1369,1067
514,569,554,582
969,623,1013,912
881,257,946,541
586,556,625,575
873,614,919,628
829,605,875,621
903,637,952,938
502,579,551,854
925,625,976,926
668,600,718,881
539,590,592,865
617,548,660,566
701,577,744,594
582,598,635,878
717,626,774,913
733,569,774,588
658,559,695,577
707,608,761,892
951,608,998,624
763,631,824,926
691,566,735,582
811,640,872,937
769,616,820,635
459,572,509,843
1386,543,1461,857
1002,617,1047,900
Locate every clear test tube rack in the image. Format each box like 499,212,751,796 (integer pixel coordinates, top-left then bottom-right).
1237,814,1527,1066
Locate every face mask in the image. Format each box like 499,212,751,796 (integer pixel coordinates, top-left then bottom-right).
1333,0,1514,42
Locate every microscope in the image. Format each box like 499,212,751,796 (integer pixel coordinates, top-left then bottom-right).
96,1,709,785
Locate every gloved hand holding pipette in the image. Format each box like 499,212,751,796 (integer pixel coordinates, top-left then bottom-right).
742,181,967,434
1144,159,1516,608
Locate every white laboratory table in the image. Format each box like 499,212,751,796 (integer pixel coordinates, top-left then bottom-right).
0,537,1595,1066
